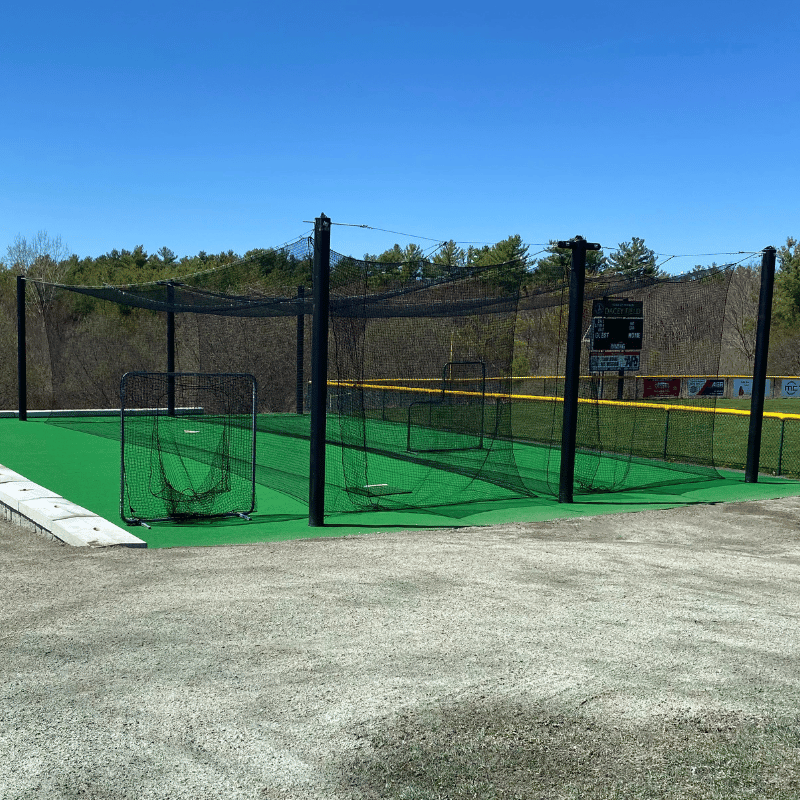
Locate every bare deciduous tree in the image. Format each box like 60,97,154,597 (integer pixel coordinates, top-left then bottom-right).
6,231,70,315
721,265,760,372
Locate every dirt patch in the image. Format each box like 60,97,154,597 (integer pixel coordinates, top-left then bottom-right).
2,497,800,798
343,704,800,799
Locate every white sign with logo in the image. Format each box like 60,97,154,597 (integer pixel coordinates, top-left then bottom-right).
687,378,725,397
733,378,772,398
589,352,640,372
782,379,800,399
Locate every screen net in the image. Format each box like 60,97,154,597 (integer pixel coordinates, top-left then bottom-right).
120,372,257,523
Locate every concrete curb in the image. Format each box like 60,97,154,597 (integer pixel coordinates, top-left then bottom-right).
0,465,147,548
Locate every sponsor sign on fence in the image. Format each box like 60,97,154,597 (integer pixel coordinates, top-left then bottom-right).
687,378,725,397
733,378,772,398
643,378,681,398
782,379,800,399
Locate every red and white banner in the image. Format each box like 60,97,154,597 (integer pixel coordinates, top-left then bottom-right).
643,378,681,399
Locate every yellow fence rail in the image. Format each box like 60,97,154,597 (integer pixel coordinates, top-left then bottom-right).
331,380,800,478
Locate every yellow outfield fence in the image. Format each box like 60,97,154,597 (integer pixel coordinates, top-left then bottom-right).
331,380,800,479
358,374,800,402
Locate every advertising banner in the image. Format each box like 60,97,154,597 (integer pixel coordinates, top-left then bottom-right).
687,378,725,397
781,379,800,399
733,378,772,398
643,378,680,399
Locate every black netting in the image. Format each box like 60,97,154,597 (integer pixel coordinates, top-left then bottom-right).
23,235,736,519
570,268,732,494
120,372,256,522
324,251,527,513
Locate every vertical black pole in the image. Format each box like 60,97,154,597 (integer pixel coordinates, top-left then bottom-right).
309,214,331,526
17,275,27,421
745,246,777,482
167,281,176,416
296,285,305,414
558,236,600,503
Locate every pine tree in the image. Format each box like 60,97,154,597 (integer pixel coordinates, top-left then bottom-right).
606,237,659,278
432,240,466,268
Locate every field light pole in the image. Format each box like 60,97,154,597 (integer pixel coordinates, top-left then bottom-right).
309,214,331,526
745,246,777,483
17,275,27,421
558,236,601,503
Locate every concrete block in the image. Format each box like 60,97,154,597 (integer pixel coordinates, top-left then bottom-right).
49,515,147,548
17,496,97,530
0,481,61,512
0,466,28,483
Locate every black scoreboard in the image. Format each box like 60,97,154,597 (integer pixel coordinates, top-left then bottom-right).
591,317,644,351
591,299,644,352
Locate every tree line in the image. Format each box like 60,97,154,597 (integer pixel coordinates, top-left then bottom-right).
0,232,664,291
2,230,800,376
5,231,797,286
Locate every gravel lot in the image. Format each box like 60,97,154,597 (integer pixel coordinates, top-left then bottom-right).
2,496,800,799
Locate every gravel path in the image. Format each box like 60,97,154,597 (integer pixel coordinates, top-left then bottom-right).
2,496,800,799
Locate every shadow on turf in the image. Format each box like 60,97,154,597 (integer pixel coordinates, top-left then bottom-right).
135,474,800,544
143,512,308,528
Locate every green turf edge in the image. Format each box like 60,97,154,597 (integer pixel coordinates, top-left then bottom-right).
1,418,799,549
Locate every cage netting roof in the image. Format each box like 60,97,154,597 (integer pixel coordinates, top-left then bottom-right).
23,232,732,319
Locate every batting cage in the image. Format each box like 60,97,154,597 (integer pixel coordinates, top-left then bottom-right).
16,229,735,523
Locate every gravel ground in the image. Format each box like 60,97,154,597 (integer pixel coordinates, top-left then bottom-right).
2,496,800,799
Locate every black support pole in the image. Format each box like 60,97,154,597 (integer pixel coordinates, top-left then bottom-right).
558,236,601,503
309,214,331,526
17,275,27,421
296,285,305,415
167,281,176,416
745,246,777,483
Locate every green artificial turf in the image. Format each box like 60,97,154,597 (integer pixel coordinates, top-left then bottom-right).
1,416,798,549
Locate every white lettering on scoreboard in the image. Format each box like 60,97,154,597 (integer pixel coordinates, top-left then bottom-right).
589,352,641,372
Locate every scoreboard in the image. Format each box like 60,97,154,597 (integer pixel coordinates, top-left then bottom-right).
591,317,643,351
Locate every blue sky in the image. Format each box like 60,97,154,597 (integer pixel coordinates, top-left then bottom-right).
1,0,797,273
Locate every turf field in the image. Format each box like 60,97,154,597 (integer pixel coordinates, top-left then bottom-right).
1,414,799,549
